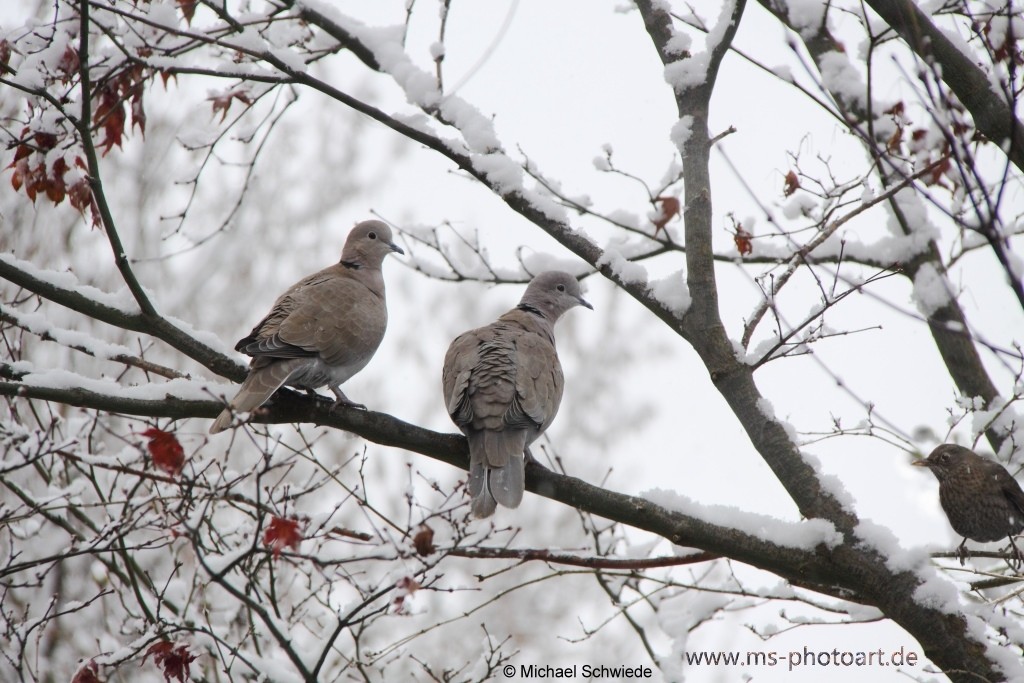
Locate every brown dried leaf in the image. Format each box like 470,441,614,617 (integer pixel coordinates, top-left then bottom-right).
734,224,753,256
412,524,435,556
71,660,102,683
207,89,252,122
176,0,197,24
783,170,800,197
143,641,196,683
883,101,904,117
392,576,421,613
263,516,302,559
58,45,79,84
886,128,902,154
652,196,680,235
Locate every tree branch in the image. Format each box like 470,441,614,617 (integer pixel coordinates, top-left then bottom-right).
0,255,244,382
759,0,1007,454
863,0,1024,174
632,5,1005,680
0,377,852,597
446,547,720,569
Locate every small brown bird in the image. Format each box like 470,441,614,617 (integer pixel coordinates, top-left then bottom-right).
442,272,592,517
210,220,403,434
913,443,1024,566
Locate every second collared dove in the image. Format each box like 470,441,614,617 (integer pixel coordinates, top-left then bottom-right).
210,220,403,434
442,271,592,517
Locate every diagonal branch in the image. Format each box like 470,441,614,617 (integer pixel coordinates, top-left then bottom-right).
0,376,843,593
77,1,159,320
632,6,1003,680
0,255,244,382
758,0,1007,454
863,0,1024,174
635,0,855,527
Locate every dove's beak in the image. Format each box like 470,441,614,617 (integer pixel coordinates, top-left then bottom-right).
577,296,593,310
389,242,405,255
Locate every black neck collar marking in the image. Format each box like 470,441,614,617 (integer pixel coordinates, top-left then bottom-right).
517,303,545,318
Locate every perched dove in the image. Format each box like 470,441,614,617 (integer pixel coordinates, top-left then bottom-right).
210,220,403,434
442,271,592,517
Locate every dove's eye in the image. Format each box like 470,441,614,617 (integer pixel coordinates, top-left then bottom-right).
557,284,566,292
368,231,377,240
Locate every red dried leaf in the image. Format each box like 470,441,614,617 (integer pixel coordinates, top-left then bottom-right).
208,89,252,122
33,131,58,151
68,177,94,213
65,158,100,226
883,101,904,117
737,228,753,254
52,155,68,178
143,641,196,683
652,196,680,236
140,427,185,476
886,127,902,154
71,660,102,683
22,162,46,203
10,158,27,192
177,0,197,24
45,177,66,203
94,84,127,156
927,156,952,186
263,516,302,558
734,224,753,256
783,170,800,197
12,144,32,164
58,45,79,83
392,576,421,613
130,82,147,135
412,524,435,556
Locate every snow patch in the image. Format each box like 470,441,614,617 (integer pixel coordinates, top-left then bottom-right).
911,263,952,316
670,116,693,149
664,53,710,90
596,247,648,284
649,271,690,316
0,253,141,315
818,51,867,110
473,153,523,194
786,0,826,37
644,488,844,550
855,519,932,572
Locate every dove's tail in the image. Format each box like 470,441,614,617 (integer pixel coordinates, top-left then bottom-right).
209,360,300,434
467,430,527,517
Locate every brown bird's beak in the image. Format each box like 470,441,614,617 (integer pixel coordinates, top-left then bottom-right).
577,295,593,310
389,241,405,255
911,459,931,468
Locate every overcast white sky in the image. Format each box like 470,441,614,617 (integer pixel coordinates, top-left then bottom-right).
3,0,1023,680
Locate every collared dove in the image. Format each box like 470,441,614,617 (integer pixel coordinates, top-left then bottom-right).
442,271,592,517
209,220,403,434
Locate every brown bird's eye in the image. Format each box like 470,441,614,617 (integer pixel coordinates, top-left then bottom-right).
368,231,377,240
